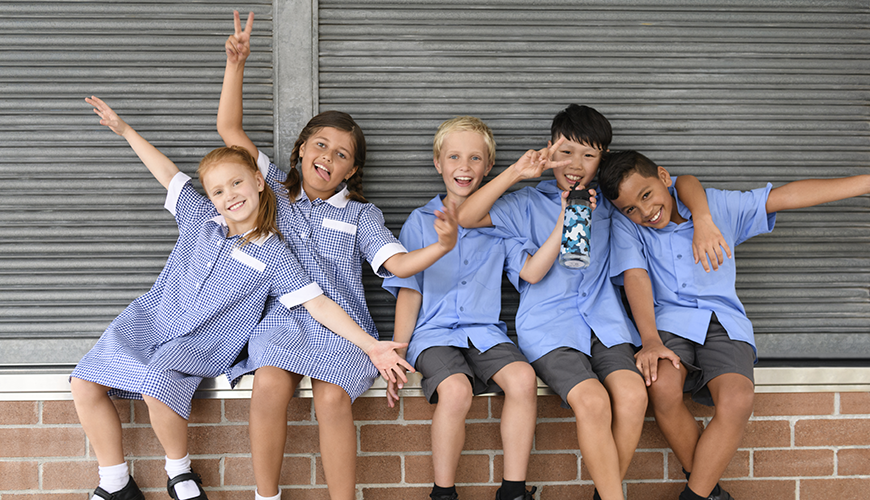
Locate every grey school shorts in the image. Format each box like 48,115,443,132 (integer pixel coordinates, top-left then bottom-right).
532,334,640,409
660,314,755,407
415,341,529,404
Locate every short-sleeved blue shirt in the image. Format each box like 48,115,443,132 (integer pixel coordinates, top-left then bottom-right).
487,180,640,362
382,195,536,367
609,180,776,353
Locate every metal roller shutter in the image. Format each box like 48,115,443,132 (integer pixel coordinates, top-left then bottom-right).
0,1,275,366
318,0,870,360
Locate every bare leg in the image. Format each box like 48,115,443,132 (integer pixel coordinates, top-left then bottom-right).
647,361,698,471
490,361,537,481
602,370,648,480
142,395,189,460
249,367,303,497
431,373,473,487
567,378,623,500
312,379,356,500
686,373,753,496
70,377,125,466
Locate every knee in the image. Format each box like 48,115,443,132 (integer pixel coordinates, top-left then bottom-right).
70,377,104,403
500,363,538,401
715,387,754,422
647,380,684,413
568,383,612,423
436,375,473,415
612,378,649,419
313,383,352,421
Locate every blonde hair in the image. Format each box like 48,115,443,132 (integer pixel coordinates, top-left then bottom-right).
432,116,496,165
197,146,281,247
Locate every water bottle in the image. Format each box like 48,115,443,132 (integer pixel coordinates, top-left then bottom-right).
559,185,592,269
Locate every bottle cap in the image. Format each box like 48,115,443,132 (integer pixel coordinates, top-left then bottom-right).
566,182,590,203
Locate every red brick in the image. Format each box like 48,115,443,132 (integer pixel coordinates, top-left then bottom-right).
119,427,164,457
3,495,88,500
284,424,321,454
623,451,665,480
667,451,749,479
637,420,679,449
224,455,313,486
682,394,715,417
356,455,402,484
130,457,219,490
840,392,870,415
626,481,684,500
754,449,833,477
402,396,489,421
795,418,870,446
838,448,870,476
188,425,251,455
740,419,791,448
360,424,430,452
360,486,434,500
464,423,502,451
801,478,870,499
404,453,490,484
0,401,37,424
517,453,578,481
0,427,86,457
186,493,252,500
542,483,596,499
43,400,79,425
535,395,575,419
224,397,312,423
0,460,39,490
352,397,401,421
752,393,834,416
132,399,222,424
43,459,99,489
534,422,578,450
718,479,795,500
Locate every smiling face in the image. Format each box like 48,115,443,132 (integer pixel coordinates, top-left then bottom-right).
298,126,358,201
611,167,683,229
549,135,605,191
434,130,494,207
201,160,265,237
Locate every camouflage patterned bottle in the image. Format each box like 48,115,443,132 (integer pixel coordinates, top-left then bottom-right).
559,187,592,269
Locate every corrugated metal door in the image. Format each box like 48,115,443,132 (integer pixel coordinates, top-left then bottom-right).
317,0,870,360
0,1,275,366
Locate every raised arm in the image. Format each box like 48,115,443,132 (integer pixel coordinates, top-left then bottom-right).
85,96,179,189
766,175,870,213
383,203,458,278
622,268,681,387
456,138,571,228
518,189,570,283
302,295,414,384
217,10,259,159
674,175,732,272
386,288,423,407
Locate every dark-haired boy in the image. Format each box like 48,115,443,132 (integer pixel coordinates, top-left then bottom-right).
457,105,715,500
600,150,870,500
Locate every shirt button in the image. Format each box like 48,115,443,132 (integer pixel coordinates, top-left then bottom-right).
581,292,587,297
677,254,682,259
464,259,469,265
460,306,465,311
682,283,687,288
461,280,467,285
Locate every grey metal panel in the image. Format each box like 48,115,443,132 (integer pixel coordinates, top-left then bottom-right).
0,1,274,366
318,0,870,360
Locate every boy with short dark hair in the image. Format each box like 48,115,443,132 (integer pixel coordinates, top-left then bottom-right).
600,149,870,500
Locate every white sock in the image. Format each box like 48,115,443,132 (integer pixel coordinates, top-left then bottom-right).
165,455,200,500
96,462,129,494
255,489,281,500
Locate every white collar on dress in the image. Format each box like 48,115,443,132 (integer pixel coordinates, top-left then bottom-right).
207,216,274,246
297,183,351,208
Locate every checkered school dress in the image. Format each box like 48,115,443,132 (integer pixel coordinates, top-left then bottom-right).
71,173,322,419
226,154,407,401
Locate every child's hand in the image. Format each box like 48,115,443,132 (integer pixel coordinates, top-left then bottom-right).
692,215,732,272
588,188,598,211
364,341,415,385
386,377,402,408
85,96,130,137
225,10,254,64
434,202,458,252
510,137,570,180
634,342,681,387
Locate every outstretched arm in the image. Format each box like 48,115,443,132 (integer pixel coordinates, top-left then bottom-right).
217,10,258,159
456,138,571,228
766,175,870,213
622,268,681,387
386,288,422,407
85,96,179,189
302,294,414,384
383,203,458,278
674,175,732,272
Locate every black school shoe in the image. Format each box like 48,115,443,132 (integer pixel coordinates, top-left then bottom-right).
430,493,459,500
91,476,145,500
495,485,537,500
708,484,735,500
167,471,208,500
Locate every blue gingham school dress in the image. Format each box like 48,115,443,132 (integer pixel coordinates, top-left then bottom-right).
226,153,407,401
71,172,322,419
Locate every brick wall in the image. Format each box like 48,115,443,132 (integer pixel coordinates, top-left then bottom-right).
0,392,868,500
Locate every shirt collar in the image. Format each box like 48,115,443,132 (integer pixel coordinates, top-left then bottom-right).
297,183,351,208
207,215,274,245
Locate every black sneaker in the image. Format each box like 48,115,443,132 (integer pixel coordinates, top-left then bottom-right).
495,485,537,500
708,484,735,500
430,493,459,500
91,476,145,500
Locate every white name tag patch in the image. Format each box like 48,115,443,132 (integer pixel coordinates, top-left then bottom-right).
231,248,266,273
322,218,357,235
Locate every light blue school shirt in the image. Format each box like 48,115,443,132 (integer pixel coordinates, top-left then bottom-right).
487,180,640,363
382,195,536,367
609,180,776,354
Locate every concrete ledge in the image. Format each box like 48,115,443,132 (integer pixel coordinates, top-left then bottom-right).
2,367,869,401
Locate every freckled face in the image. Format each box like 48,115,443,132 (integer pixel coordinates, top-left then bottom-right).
299,126,358,201
433,130,493,207
201,161,265,236
549,135,604,191
611,167,679,229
